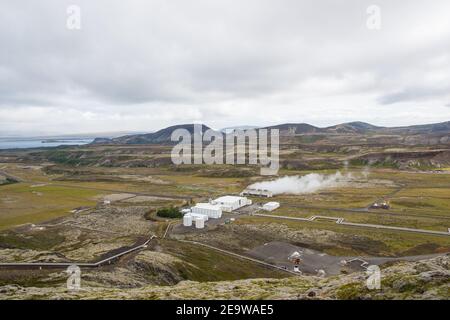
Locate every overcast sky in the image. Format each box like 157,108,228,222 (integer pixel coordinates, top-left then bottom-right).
1,0,450,136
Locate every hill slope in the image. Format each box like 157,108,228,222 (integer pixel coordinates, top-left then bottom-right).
91,121,450,145
264,123,323,134
1,255,448,299
325,121,383,134
92,124,213,145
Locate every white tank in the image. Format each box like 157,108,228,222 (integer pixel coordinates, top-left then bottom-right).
195,217,205,229
183,214,193,227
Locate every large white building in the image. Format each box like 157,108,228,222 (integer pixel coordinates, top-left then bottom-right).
211,196,252,212
183,195,252,229
191,203,223,219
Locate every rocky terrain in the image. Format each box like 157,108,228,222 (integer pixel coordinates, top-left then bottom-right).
0,255,448,300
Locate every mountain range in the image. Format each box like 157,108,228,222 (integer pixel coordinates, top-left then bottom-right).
91,121,450,145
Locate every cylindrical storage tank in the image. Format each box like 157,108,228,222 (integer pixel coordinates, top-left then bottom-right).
195,217,205,229
183,214,192,227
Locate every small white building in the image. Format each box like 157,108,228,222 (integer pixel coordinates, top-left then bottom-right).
262,201,280,211
194,216,205,229
212,196,252,212
240,188,273,198
192,203,222,219
183,214,193,227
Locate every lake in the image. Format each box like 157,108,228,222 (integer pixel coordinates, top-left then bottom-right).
0,138,93,150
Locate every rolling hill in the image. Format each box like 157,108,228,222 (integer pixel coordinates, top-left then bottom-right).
91,121,450,145
92,124,214,145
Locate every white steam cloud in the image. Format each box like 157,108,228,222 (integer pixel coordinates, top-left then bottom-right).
249,171,353,195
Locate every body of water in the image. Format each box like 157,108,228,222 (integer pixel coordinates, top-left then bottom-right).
0,138,93,150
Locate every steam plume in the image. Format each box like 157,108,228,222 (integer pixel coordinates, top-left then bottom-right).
249,171,353,195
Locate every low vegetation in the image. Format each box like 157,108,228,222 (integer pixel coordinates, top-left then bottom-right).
0,177,18,186
156,207,182,219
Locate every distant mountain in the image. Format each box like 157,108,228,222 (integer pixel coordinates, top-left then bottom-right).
383,121,450,135
91,121,450,145
325,121,383,134
268,121,450,135
92,124,213,145
263,123,322,134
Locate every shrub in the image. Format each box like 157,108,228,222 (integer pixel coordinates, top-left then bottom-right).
156,207,182,219
0,177,18,186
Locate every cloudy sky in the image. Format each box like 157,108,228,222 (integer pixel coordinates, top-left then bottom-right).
1,0,450,136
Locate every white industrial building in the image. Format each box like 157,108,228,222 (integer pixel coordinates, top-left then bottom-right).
240,188,273,198
211,196,252,212
190,212,209,221
262,201,280,211
182,195,251,229
181,208,192,215
191,203,223,219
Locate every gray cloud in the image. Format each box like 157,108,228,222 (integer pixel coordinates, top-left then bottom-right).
378,87,450,105
1,0,450,135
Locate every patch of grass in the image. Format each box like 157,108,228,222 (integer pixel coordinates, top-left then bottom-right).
335,282,368,299
160,240,288,282
198,167,257,178
0,230,65,250
0,183,100,230
0,270,65,288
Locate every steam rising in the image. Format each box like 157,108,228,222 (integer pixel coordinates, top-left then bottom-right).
249,172,353,195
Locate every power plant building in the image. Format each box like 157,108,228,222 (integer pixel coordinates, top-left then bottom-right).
183,195,252,229
191,203,222,219
211,196,252,212
240,188,273,198
262,201,280,211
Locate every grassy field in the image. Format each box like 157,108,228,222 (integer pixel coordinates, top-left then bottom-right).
160,239,288,282
0,183,102,230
